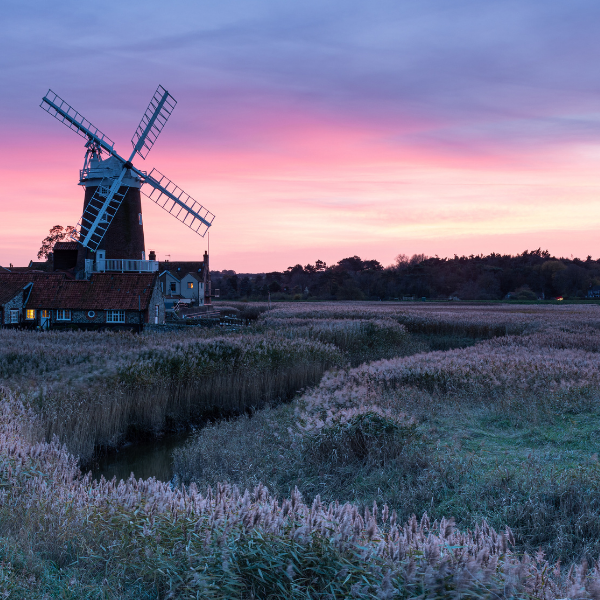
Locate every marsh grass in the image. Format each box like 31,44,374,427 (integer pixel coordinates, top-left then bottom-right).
0,330,343,462
257,317,427,365
6,302,600,595
174,324,600,564
4,389,590,599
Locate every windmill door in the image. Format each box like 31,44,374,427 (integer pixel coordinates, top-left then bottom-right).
40,310,51,330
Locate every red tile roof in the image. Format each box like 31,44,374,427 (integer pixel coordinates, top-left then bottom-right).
53,241,78,251
0,273,65,305
0,272,160,311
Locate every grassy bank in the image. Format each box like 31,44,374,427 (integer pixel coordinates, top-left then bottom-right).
0,389,596,599
4,302,600,595
0,329,343,461
174,324,600,564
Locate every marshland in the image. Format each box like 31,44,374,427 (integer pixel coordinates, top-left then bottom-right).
3,301,600,598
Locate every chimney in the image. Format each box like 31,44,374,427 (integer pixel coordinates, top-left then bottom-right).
148,250,156,261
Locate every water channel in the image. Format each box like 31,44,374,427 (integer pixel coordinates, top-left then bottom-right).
88,430,197,483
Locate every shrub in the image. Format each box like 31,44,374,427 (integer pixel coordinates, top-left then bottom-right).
299,406,417,464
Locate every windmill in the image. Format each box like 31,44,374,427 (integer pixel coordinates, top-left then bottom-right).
40,85,215,270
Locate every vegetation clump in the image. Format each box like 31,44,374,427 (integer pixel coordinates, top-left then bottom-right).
5,301,600,594
1,388,598,598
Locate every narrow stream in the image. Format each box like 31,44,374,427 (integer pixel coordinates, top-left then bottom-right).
88,430,196,483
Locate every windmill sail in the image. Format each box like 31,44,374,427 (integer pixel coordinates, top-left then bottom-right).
141,169,214,236
41,84,216,257
40,91,115,154
131,86,177,159
74,171,130,251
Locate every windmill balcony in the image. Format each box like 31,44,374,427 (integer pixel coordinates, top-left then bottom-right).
86,258,159,274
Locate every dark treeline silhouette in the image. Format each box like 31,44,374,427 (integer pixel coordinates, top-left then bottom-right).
212,249,600,301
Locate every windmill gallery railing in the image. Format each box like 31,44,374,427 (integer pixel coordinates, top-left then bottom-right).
85,259,159,274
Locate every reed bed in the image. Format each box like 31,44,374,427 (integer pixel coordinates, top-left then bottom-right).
1,389,599,599
264,301,600,338
0,329,342,462
257,318,426,365
175,318,600,563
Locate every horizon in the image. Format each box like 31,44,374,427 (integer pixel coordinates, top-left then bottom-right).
2,1,600,271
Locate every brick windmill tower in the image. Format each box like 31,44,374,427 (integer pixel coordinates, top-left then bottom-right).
40,86,215,274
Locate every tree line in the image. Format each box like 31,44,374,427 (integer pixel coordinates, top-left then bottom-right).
211,249,600,301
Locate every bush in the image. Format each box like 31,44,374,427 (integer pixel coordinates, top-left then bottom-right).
300,406,417,464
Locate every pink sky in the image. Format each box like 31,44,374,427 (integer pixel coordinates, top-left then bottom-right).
2,1,600,271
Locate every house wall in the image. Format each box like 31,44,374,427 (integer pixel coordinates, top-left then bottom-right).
180,274,202,303
159,272,180,296
50,310,145,329
1,293,24,326
148,282,166,324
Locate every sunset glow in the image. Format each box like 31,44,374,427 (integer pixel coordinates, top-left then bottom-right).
2,1,600,271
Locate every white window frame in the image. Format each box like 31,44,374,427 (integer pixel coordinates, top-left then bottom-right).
107,310,125,323
56,309,71,321
187,281,194,289
10,309,18,324
41,309,51,319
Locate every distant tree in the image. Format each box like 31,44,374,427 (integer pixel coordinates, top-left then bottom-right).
37,225,77,260
337,256,364,272
314,259,327,271
362,259,383,271
240,276,252,297
395,253,429,269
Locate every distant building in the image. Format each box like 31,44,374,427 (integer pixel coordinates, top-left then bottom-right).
180,272,205,305
588,286,600,298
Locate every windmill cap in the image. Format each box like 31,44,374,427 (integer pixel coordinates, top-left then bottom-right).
80,155,141,188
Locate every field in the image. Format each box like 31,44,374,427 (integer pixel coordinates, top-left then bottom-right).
2,302,600,597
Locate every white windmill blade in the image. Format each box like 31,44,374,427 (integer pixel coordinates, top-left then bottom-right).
131,85,177,159
74,168,130,251
40,90,116,155
141,169,215,236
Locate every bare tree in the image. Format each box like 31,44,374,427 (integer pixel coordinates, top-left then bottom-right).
37,225,78,260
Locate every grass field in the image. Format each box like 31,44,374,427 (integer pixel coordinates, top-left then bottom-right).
2,302,600,597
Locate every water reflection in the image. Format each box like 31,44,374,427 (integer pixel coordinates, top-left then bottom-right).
87,432,194,483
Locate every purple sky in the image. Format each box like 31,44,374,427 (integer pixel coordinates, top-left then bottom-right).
2,1,600,270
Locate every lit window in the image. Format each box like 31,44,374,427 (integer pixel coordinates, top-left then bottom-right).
26,309,36,320
56,310,71,321
107,310,125,323
41,310,50,318
187,282,193,289
10,310,18,324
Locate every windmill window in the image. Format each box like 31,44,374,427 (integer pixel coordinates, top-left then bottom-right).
187,282,193,289
26,309,36,320
10,310,18,324
139,213,143,225
107,310,125,323
56,310,71,321
87,311,96,318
